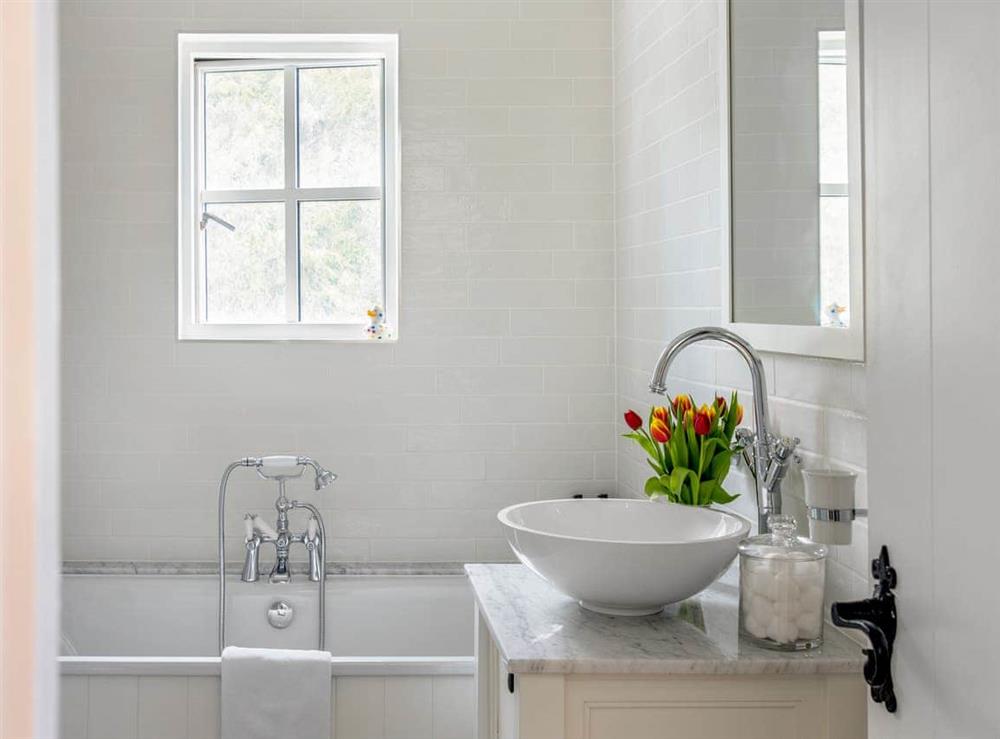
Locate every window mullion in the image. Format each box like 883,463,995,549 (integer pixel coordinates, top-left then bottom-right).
283,65,299,323
293,186,383,201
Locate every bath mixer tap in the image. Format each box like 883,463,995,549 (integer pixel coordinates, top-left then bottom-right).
217,455,336,653
241,486,326,584
648,327,799,534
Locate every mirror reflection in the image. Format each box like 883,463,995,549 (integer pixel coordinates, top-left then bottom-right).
730,1,852,328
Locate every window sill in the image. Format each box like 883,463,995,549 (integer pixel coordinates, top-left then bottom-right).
178,323,396,342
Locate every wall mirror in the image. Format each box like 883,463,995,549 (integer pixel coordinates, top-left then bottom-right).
720,0,864,361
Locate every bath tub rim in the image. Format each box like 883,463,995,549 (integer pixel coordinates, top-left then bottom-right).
59,655,475,677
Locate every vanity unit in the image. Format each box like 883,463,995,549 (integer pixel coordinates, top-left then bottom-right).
469,564,866,739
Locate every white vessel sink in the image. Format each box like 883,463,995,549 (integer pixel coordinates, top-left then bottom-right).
498,499,750,616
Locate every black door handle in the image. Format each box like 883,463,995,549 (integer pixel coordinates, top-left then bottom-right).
830,545,898,713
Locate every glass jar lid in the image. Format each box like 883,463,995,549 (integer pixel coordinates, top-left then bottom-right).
738,514,827,561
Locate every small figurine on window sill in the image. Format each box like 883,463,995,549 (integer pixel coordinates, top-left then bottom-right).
824,302,847,328
365,305,392,340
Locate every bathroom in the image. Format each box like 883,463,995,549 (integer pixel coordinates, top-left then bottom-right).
1,0,997,737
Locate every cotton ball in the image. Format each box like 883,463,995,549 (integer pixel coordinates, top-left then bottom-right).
772,594,801,621
750,622,769,640
752,576,773,601
748,593,774,626
741,559,772,595
792,560,824,590
766,614,798,644
744,614,768,640
770,559,794,580
772,567,801,603
796,609,822,638
752,567,781,601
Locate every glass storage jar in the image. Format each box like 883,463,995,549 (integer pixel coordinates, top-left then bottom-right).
739,515,826,650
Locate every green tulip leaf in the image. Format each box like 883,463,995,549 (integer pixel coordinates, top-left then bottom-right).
709,449,733,481
668,466,688,495
644,476,667,496
710,485,740,504
699,480,717,506
672,430,689,468
624,431,658,460
688,473,700,504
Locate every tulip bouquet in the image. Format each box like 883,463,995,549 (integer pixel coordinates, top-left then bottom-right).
623,393,744,506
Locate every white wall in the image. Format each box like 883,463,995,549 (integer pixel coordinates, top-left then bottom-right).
613,0,869,609
60,0,614,564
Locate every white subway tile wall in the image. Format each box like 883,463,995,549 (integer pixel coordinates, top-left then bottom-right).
60,0,870,617
60,674,472,739
60,0,614,564
612,0,869,611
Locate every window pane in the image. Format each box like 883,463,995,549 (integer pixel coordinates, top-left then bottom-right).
205,202,286,323
299,200,382,323
818,32,849,185
298,65,382,188
819,196,850,328
204,69,284,190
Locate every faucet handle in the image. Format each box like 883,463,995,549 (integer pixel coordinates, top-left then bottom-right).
241,536,261,582
771,435,800,461
306,531,323,583
734,428,756,448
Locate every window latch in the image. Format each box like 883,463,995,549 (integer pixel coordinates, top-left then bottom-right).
200,211,236,232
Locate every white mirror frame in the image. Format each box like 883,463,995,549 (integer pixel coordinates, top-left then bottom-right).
719,0,865,362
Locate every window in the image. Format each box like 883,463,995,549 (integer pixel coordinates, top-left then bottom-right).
817,30,849,328
178,35,399,340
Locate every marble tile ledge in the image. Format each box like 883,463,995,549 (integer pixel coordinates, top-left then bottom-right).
63,560,469,576
466,563,866,676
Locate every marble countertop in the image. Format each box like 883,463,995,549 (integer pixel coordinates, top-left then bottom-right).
466,563,866,676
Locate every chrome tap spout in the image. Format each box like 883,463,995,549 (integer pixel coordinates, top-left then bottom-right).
648,327,796,534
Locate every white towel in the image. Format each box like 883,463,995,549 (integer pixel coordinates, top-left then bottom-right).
221,646,331,739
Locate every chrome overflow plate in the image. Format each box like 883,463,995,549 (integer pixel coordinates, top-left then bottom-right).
267,600,294,629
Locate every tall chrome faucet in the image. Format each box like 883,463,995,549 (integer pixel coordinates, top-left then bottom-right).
648,327,798,534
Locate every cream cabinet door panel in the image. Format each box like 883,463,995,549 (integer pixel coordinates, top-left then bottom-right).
564,675,861,739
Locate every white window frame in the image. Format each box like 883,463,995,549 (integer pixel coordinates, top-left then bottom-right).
177,33,399,341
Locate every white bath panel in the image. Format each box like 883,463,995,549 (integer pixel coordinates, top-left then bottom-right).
88,676,138,739
187,677,221,739
385,677,433,739
433,676,475,739
60,676,88,739
335,677,386,739
137,677,187,739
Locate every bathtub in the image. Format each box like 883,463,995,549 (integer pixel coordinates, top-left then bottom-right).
60,572,475,739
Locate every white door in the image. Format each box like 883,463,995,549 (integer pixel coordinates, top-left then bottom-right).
865,1,1000,736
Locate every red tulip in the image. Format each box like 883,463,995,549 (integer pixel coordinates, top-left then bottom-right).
650,418,670,443
652,406,669,423
694,408,712,436
624,409,643,430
